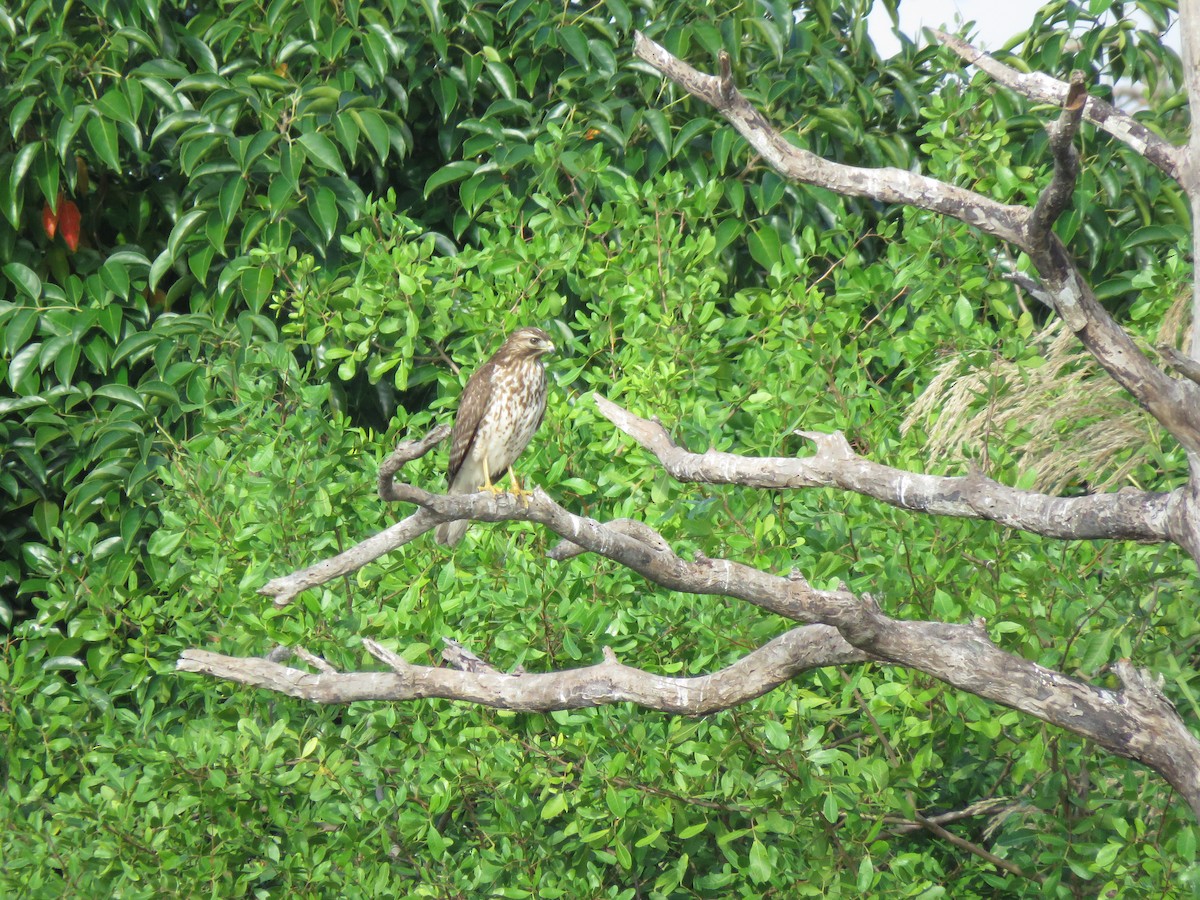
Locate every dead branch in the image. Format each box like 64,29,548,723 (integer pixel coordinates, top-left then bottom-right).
1031,70,1086,236
630,30,1200,457
932,29,1182,180
1161,344,1200,386
259,509,443,607
182,409,1200,817
593,396,1181,546
179,625,868,714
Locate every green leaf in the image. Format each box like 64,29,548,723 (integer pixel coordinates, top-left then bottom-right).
484,60,518,101
310,187,339,244
1093,842,1120,868
540,792,568,820
9,95,36,139
4,262,41,299
43,656,85,671
92,384,146,412
1178,827,1197,860
112,333,159,372
856,855,875,891
352,109,391,161
677,821,707,840
297,132,346,174
747,225,782,272
86,115,122,171
167,208,208,261
748,839,771,884
641,108,671,154
953,293,974,329
424,161,477,198
762,719,789,750
558,26,590,68
55,105,89,161
8,343,40,390
432,76,458,121
147,529,185,557
240,267,274,313
96,89,134,127
9,142,39,193
99,259,132,298
1124,224,1186,249
5,308,39,354
714,219,745,255
822,791,839,823
218,176,247,228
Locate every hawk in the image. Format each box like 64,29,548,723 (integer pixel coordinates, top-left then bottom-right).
435,326,555,546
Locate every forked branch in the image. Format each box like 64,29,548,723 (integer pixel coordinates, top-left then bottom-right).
178,627,870,713
182,406,1200,816
932,29,1182,180
630,31,1200,455
593,396,1185,548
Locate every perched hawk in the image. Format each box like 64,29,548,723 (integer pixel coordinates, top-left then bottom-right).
435,326,555,546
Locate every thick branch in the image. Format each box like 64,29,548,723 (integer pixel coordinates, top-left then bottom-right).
630,33,1031,245
378,424,450,500
1030,70,1086,236
632,30,1200,456
594,396,1180,545
259,508,443,607
261,424,453,607
187,414,1200,815
1161,345,1200,386
933,29,1183,180
1183,0,1200,358
178,626,869,714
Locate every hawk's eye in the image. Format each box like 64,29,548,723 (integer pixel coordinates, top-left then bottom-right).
530,336,540,344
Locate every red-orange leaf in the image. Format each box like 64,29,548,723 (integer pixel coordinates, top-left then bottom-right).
43,202,58,239
59,200,81,252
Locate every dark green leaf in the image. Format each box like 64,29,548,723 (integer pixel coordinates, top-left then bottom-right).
297,132,346,174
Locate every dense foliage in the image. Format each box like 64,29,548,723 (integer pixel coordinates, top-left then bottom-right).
1,0,1196,895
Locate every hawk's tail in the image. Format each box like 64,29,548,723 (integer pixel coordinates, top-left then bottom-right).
435,519,470,547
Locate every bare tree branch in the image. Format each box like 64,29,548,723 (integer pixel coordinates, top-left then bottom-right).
911,810,1043,883
932,29,1183,181
183,411,1200,816
378,424,450,500
1030,71,1086,236
1161,344,1200,386
548,517,669,560
259,509,443,607
630,30,1200,457
631,37,1031,244
1182,0,1200,358
260,425,454,607
179,626,868,714
593,396,1181,545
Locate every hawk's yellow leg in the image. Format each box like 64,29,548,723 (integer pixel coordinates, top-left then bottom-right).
480,459,532,506
506,467,533,507
480,458,507,496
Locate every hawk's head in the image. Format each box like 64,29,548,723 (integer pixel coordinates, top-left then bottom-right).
502,327,555,361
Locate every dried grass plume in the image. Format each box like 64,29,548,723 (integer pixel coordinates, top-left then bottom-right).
902,293,1189,493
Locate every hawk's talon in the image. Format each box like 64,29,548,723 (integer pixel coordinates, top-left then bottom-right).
506,468,534,507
